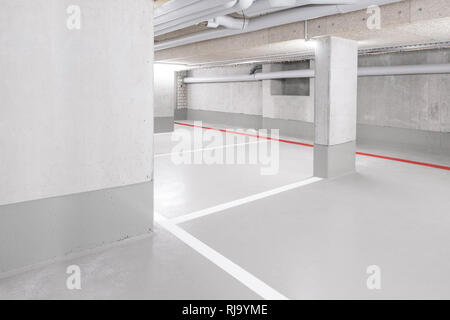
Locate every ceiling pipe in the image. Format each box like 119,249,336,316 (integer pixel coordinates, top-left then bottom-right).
255,68,315,80
207,16,249,30
183,64,450,83
155,0,238,36
183,69,313,83
155,0,355,37
155,0,256,37
155,0,353,37
156,5,339,50
242,0,355,17
155,0,401,51
155,0,234,20
238,0,257,10
155,7,236,36
155,0,205,18
358,64,450,77
207,1,354,29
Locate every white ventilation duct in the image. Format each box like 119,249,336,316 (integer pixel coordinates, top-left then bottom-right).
207,16,249,29
155,0,235,21
155,0,240,36
155,0,355,38
155,0,401,51
155,0,257,37
358,64,450,77
183,64,450,83
243,0,354,17
238,0,257,10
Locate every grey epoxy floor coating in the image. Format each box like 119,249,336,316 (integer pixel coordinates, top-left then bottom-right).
1,121,449,299
0,226,259,300
181,151,450,299
155,127,313,218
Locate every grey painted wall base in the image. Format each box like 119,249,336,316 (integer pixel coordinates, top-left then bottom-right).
0,182,153,273
175,108,188,121
187,109,262,129
357,124,450,156
185,110,314,140
183,109,450,156
314,141,356,178
263,117,314,141
154,117,174,133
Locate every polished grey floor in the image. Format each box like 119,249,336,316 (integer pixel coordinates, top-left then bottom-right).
1,121,449,299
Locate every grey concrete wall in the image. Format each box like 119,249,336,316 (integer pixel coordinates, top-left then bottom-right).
315,37,358,147
154,116,175,133
186,49,450,136
262,62,315,123
357,49,450,133
0,0,154,205
154,64,182,133
176,70,188,111
0,0,154,272
154,64,178,118
187,64,263,116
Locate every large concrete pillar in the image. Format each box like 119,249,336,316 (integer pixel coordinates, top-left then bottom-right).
314,36,358,178
0,0,154,273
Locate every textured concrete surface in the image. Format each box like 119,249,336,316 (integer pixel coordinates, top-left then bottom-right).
315,37,358,146
154,64,184,118
313,37,358,177
187,64,263,116
357,48,450,133
0,0,155,274
0,0,154,206
262,62,315,123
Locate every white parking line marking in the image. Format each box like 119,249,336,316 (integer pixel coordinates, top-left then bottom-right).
170,177,323,225
155,212,289,300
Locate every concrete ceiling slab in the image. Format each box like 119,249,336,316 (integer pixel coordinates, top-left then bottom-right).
155,0,450,65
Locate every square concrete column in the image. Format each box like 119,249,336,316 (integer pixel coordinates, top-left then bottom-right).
314,36,358,178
